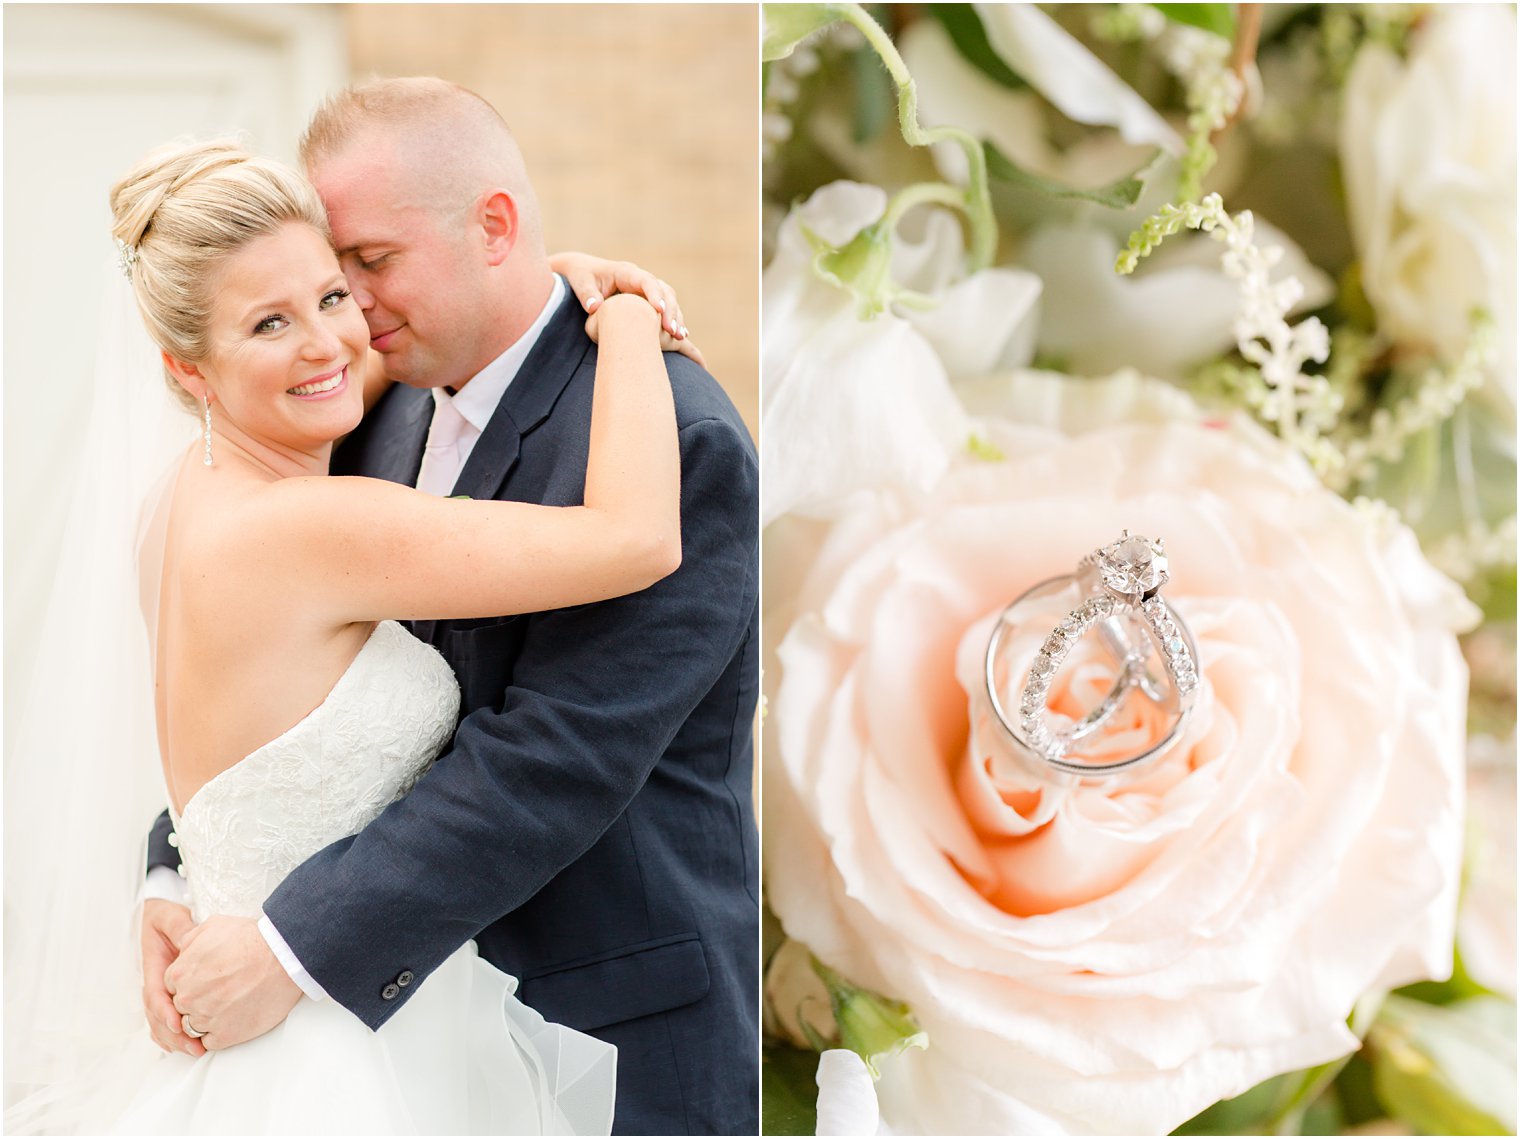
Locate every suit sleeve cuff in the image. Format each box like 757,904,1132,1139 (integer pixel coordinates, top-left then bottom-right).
258,913,330,1002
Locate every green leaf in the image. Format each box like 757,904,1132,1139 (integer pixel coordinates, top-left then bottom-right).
1476,563,1517,624
1368,994,1517,1136
929,4,1026,89
762,904,787,972
797,1014,834,1054
763,3,847,62
1334,1052,1385,1127
1299,1087,1344,1136
762,1043,821,1135
1396,942,1499,1007
1173,1074,1287,1134
812,957,928,1078
985,141,1155,209
1150,3,1236,39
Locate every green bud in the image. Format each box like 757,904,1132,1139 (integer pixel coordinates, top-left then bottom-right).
812,957,928,1079
802,221,896,320
968,433,1006,462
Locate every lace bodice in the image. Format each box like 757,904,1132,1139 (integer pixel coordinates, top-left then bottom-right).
169,621,460,922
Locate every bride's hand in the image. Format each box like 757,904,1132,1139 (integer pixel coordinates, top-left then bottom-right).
584,296,706,367
164,915,301,1052
141,899,205,1057
550,252,706,367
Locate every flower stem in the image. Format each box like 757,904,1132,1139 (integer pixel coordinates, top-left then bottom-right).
838,3,997,271
1223,3,1263,130
881,181,967,230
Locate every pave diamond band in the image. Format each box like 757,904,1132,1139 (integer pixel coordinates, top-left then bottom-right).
1139,595,1199,698
985,532,1201,780
1015,592,1118,761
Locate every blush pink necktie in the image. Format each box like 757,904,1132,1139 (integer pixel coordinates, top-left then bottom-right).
415,397,470,497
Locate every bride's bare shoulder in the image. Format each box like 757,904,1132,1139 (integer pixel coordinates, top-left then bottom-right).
208,473,413,559
167,470,339,577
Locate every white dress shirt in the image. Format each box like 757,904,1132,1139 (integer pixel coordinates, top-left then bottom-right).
147,277,569,1004
415,274,568,498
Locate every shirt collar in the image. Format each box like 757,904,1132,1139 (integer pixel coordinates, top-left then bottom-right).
433,274,568,433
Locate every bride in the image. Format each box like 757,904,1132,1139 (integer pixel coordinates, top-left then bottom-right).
7,138,692,1134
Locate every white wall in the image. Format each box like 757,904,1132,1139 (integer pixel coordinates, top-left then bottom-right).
3,4,346,753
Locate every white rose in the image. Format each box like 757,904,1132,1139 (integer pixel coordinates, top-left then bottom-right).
1340,4,1517,416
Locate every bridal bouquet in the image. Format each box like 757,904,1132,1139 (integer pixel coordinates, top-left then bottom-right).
760,5,1515,1135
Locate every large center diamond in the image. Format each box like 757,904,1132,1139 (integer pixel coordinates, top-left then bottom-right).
1098,534,1168,595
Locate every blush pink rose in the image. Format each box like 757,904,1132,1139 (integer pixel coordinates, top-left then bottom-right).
763,371,1475,1134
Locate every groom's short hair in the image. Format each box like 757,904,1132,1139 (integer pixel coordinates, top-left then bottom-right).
300,76,544,255
301,77,507,165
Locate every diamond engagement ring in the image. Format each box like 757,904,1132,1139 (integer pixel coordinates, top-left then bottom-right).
985,532,1200,778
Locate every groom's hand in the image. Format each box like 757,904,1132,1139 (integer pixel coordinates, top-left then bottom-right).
141,900,205,1058
163,915,301,1051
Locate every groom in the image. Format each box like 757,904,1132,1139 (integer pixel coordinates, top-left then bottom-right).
142,78,758,1135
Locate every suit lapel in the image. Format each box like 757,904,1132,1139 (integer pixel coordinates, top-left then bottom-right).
413,285,591,647
334,381,433,485
450,284,592,503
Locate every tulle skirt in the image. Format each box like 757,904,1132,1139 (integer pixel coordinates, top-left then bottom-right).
8,943,616,1135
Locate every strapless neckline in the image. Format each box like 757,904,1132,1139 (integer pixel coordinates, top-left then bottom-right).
173,620,399,824
167,618,460,922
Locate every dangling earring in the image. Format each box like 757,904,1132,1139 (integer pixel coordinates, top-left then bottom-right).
202,395,214,467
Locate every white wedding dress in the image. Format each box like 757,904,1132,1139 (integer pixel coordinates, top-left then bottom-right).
11,620,615,1136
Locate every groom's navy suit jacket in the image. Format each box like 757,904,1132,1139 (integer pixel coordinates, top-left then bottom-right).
148,287,759,1135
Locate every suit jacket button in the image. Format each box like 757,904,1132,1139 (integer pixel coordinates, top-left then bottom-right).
396,970,414,987
381,983,401,1000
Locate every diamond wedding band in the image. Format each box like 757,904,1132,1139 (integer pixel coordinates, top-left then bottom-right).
985,532,1200,778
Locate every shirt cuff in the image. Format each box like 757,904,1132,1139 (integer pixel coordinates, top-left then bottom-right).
258,914,330,1002
143,865,191,906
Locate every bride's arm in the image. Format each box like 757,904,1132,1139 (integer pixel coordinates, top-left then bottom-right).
246,292,680,622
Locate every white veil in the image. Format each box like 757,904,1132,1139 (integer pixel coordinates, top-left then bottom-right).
4,265,194,1123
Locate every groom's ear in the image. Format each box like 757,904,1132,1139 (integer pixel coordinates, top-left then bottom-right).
162,351,210,401
478,190,519,266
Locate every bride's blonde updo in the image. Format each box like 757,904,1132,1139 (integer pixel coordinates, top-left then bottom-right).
109,139,331,409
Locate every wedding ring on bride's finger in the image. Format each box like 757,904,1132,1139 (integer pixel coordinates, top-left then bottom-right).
181,1014,206,1039
984,532,1201,780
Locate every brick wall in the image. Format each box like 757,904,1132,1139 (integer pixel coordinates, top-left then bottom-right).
345,4,759,436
